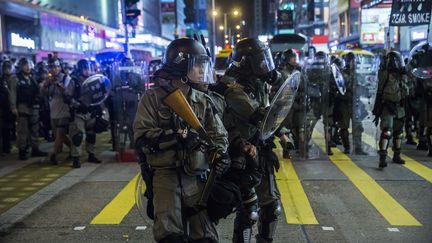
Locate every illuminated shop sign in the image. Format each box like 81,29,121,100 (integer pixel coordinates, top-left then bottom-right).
11,33,35,49
360,8,398,45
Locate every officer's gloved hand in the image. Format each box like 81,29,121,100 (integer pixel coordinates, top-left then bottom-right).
249,107,268,127
258,70,278,83
77,103,88,114
178,128,201,150
213,150,231,175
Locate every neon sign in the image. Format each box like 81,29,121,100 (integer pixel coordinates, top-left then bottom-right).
11,33,35,49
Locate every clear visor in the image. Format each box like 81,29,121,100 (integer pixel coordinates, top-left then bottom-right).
412,67,432,79
248,47,275,76
187,55,215,84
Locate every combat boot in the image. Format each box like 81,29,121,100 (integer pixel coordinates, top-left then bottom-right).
378,151,387,169
50,154,58,165
31,147,48,157
327,145,333,156
72,157,81,168
405,135,417,145
354,147,368,155
19,149,28,160
392,150,405,164
417,139,428,150
340,129,350,154
88,153,102,163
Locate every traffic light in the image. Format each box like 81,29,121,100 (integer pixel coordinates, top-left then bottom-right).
125,0,139,7
124,0,141,26
307,0,314,22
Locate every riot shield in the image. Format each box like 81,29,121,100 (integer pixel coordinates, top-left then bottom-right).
298,60,327,159
111,60,146,154
79,74,111,106
351,54,378,156
261,71,301,140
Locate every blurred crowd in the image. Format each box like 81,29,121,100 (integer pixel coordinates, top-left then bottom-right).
0,54,109,168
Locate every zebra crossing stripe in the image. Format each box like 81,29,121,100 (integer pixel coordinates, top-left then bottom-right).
275,143,319,225
90,174,140,225
361,132,432,183
313,130,421,226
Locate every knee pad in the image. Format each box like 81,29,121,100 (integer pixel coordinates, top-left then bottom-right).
381,129,392,139
394,133,403,139
72,132,83,147
259,200,282,223
86,133,96,144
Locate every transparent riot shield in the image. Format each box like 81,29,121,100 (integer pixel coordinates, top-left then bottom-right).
299,61,324,159
111,60,146,155
351,54,378,156
261,71,301,140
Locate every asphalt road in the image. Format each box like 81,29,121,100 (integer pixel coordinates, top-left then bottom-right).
0,131,431,243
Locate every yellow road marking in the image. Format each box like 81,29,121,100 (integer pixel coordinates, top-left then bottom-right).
91,174,139,225
361,132,432,183
313,130,422,226
275,143,319,225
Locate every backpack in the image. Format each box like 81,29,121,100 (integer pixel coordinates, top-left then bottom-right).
382,73,402,103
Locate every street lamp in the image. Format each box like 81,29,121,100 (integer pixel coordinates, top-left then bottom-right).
224,34,228,38
233,10,239,16
225,40,229,44
212,10,218,16
219,25,224,30
235,25,240,30
236,34,240,38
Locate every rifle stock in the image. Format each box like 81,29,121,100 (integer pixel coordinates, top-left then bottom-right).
163,88,217,206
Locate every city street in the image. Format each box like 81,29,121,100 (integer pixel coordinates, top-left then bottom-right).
0,129,431,243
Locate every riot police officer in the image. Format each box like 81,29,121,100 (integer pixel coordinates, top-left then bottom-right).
409,42,432,157
65,59,103,168
338,52,368,155
276,49,300,158
330,57,345,147
222,38,284,243
373,51,409,168
13,58,47,160
133,38,229,243
0,61,16,155
41,57,72,164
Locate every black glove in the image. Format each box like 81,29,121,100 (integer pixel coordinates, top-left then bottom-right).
213,150,231,175
180,129,202,151
76,103,88,114
249,107,267,127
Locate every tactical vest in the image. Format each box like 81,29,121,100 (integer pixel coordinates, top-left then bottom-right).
16,73,38,106
382,73,402,103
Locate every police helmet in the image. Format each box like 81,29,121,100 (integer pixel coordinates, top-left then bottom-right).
161,38,214,84
344,52,356,69
77,59,91,75
332,57,345,70
2,60,13,74
409,42,432,79
386,51,405,72
231,38,275,76
48,57,61,67
281,49,299,66
17,58,34,73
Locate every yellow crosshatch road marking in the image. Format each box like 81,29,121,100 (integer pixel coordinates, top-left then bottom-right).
361,132,432,183
91,174,140,225
313,130,421,226
274,143,319,225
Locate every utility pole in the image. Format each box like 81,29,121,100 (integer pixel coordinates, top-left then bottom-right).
211,0,216,62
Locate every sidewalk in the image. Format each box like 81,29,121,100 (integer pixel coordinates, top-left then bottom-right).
0,132,114,233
